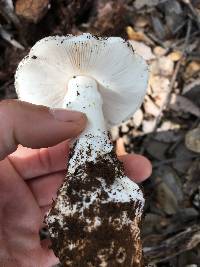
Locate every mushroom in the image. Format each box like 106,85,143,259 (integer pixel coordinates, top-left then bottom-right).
15,33,149,267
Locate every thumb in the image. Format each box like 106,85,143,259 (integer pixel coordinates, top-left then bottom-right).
0,100,87,160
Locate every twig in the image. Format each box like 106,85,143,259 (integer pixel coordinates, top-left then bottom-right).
187,51,200,60
144,224,200,264
155,60,182,129
182,0,200,30
153,19,191,131
0,0,27,47
0,0,21,28
183,19,192,53
140,59,182,153
0,24,25,50
170,30,199,51
147,32,168,48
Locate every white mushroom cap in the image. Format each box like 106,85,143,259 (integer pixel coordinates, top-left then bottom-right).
15,33,149,126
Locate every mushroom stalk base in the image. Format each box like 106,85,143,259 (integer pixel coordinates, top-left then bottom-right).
45,76,145,267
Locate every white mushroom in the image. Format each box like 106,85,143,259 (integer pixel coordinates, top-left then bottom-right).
15,33,149,267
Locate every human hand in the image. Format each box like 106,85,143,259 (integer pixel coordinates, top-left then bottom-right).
0,100,151,267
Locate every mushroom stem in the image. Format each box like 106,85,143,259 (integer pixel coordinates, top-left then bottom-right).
64,76,113,174
46,76,145,266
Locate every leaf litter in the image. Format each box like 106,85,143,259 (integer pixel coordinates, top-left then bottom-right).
0,0,200,266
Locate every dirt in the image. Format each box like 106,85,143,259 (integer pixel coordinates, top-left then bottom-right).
47,150,143,267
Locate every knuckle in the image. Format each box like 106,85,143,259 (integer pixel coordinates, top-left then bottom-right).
38,148,53,173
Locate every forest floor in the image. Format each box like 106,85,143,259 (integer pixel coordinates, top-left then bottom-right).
0,0,200,266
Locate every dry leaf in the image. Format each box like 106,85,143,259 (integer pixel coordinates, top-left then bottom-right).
126,26,152,44
185,127,200,153
184,61,200,79
149,75,170,107
167,51,182,62
144,95,160,117
173,143,196,174
129,40,155,61
15,0,49,23
142,119,156,133
182,79,200,107
184,160,200,196
132,109,143,128
151,57,174,76
158,121,181,131
169,94,200,117
146,140,169,160
135,16,149,28
154,130,182,143
134,0,160,9
153,46,167,57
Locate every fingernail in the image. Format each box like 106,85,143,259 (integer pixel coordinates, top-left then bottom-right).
50,108,85,122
